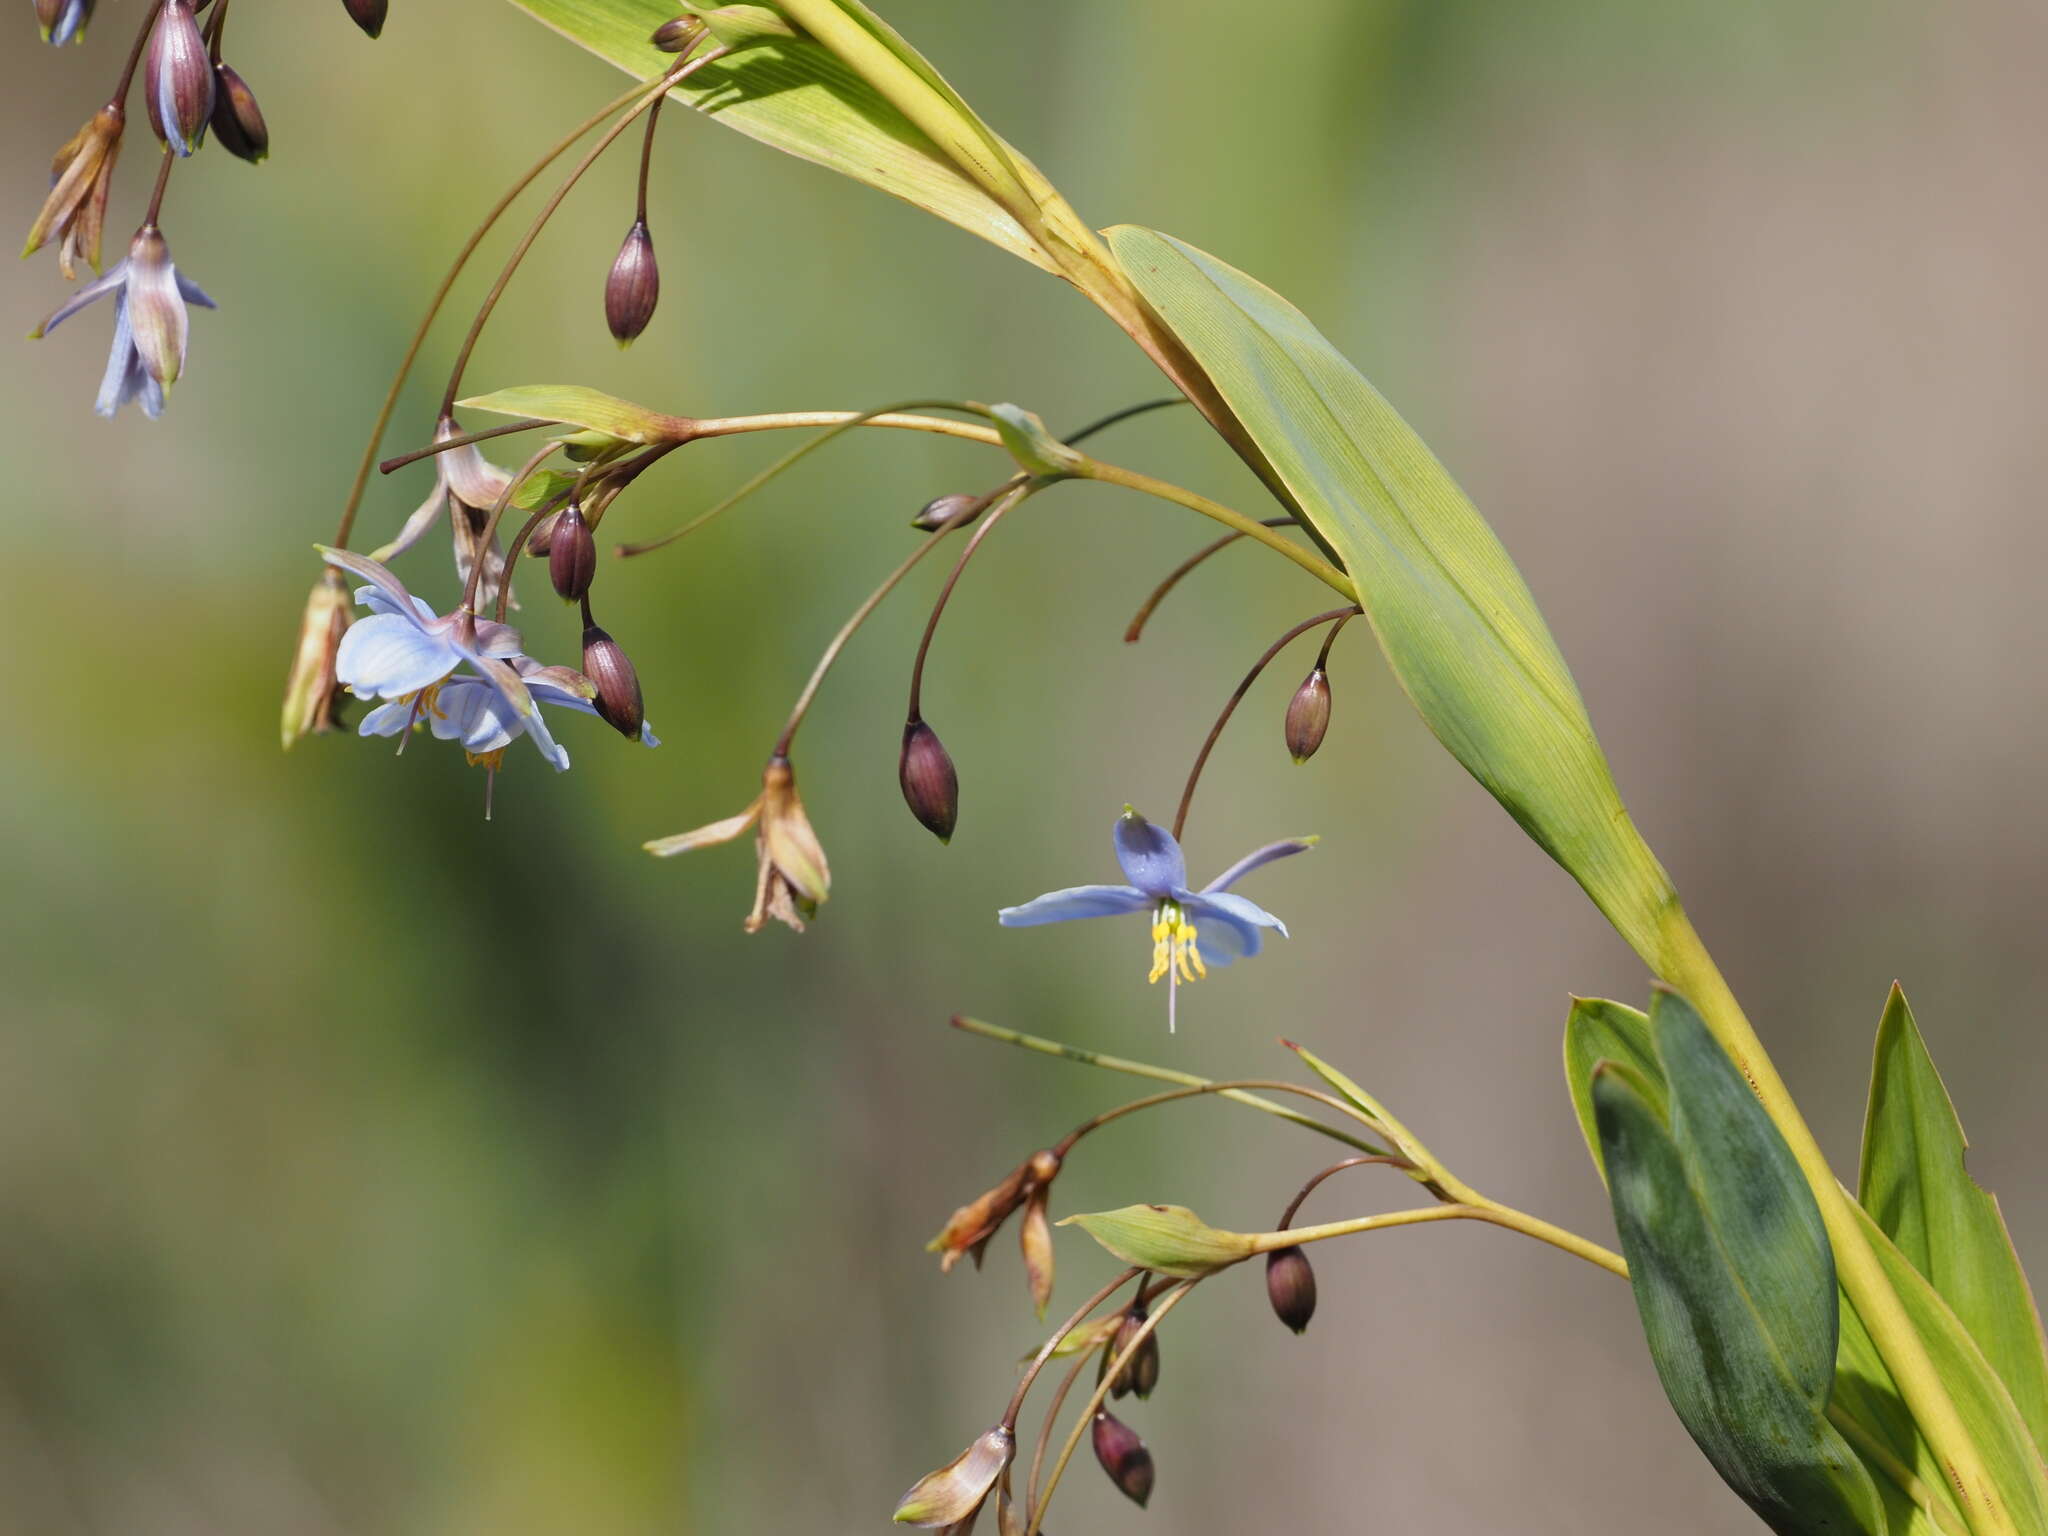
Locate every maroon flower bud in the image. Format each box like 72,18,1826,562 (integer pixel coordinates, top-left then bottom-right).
899,716,959,843
549,502,597,602
341,0,386,38
1284,666,1331,763
649,15,705,53
1108,1306,1160,1400
524,506,562,558
605,219,660,347
145,0,214,157
1091,1412,1154,1508
582,618,644,740
910,492,983,532
1265,1244,1317,1334
208,62,268,163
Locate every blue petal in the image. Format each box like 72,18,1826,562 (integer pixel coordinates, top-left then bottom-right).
334,613,459,698
1201,837,1317,894
998,885,1152,927
355,585,437,623
431,679,520,754
357,699,418,738
1180,890,1288,964
1111,809,1186,897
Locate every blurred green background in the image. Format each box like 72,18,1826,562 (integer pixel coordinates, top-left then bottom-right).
6,0,2046,1531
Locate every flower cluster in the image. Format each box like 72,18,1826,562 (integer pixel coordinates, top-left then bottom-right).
25,0,388,416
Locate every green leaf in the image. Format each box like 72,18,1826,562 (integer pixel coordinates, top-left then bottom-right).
1860,984,2048,1459
1564,996,1664,1185
456,384,688,444
1106,225,1678,967
512,468,582,510
1058,1204,1256,1280
504,0,1054,271
1844,1201,2048,1535
1595,989,1885,1536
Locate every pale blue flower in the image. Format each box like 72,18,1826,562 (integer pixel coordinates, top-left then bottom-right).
42,0,94,45
318,546,567,771
999,808,1313,1029
32,226,215,418
358,659,661,769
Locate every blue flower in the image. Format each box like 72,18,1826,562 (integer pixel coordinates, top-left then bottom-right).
998,809,1314,1028
318,546,568,772
32,225,215,418
358,659,661,769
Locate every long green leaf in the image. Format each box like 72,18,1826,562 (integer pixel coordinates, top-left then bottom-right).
505,0,1054,270
1106,225,1676,964
1849,1201,2048,1533
1564,996,1663,1186
1860,984,2048,1458
1596,990,1884,1535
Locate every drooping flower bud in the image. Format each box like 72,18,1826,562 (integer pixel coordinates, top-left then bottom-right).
911,492,983,532
208,62,269,163
549,502,597,602
649,15,705,52
605,219,660,347
581,620,644,740
1265,1244,1318,1334
280,567,351,748
341,0,386,38
1090,1412,1154,1508
1108,1306,1160,1400
899,716,960,843
1284,666,1331,763
145,0,214,157
37,0,93,45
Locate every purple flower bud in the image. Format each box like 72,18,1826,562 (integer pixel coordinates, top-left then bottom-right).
37,0,94,45
1284,666,1331,763
145,0,214,157
1091,1412,1154,1508
582,619,644,740
524,506,562,558
605,219,660,347
1108,1306,1160,1400
549,502,597,602
209,62,268,163
899,717,959,843
341,0,386,38
649,15,705,52
910,492,983,532
1265,1244,1317,1334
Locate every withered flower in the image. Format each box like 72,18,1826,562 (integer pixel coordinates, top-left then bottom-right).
644,756,832,933
280,567,352,748
373,415,518,610
23,104,122,279
893,1425,1013,1529
31,224,216,418
927,1148,1061,1281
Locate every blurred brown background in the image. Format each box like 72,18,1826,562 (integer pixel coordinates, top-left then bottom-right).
4,0,2044,1531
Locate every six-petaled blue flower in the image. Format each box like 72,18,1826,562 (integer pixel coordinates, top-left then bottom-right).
319,545,570,772
998,808,1313,1029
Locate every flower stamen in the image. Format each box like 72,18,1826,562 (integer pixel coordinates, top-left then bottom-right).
1147,902,1205,987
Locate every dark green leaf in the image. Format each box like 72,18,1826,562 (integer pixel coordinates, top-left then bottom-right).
1596,990,1884,1535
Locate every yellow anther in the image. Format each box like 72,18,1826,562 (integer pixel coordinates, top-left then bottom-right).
464,747,506,772
1148,903,1208,987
